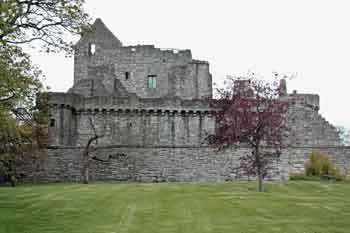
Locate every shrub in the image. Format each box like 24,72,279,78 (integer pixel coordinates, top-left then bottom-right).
304,150,344,181
332,166,345,181
305,151,329,176
289,173,320,181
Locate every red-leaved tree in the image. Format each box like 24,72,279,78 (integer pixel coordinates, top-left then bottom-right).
208,75,290,192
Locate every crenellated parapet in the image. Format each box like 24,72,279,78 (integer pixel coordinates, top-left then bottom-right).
49,92,213,112
75,108,215,116
48,90,216,147
288,92,320,111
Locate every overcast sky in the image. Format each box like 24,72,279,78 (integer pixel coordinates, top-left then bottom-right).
28,0,350,128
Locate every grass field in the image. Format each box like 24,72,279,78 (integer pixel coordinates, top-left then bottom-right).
1,181,350,233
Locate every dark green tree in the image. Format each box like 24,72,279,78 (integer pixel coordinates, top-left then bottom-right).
0,0,91,186
0,0,90,52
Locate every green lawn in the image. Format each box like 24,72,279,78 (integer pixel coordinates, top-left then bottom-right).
1,181,350,233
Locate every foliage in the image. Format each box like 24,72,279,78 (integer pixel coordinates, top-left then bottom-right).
0,45,42,108
0,45,48,186
0,0,90,185
1,181,350,233
336,126,350,146
304,150,344,181
0,0,91,53
208,74,290,192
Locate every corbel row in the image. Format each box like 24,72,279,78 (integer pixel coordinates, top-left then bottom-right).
74,108,216,117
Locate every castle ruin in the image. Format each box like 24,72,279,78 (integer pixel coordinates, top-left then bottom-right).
32,19,350,182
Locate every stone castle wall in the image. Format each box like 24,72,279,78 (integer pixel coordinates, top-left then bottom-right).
40,97,348,182
20,146,350,183
286,105,341,146
48,93,215,147
47,93,342,149
30,18,347,183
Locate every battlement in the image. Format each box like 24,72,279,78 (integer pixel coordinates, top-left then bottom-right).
277,79,320,111
76,44,194,63
49,92,211,113
289,92,320,110
232,79,320,111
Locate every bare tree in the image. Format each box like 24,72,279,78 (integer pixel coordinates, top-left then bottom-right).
81,117,107,184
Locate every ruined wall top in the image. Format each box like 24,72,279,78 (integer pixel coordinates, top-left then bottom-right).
76,18,123,49
232,79,320,111
71,18,212,100
277,80,320,111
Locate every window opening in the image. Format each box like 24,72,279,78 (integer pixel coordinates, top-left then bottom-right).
125,72,130,80
148,75,157,89
89,43,96,55
50,119,55,127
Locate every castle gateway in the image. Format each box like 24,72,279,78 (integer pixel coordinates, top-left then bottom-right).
37,19,349,182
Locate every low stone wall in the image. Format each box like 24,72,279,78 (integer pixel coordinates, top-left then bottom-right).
39,147,250,182
18,146,350,183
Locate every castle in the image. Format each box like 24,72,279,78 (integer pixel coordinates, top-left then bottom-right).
35,19,349,182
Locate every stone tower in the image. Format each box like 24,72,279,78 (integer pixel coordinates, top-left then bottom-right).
70,18,212,100
48,18,215,148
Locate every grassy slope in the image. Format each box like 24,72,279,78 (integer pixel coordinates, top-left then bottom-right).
1,181,350,233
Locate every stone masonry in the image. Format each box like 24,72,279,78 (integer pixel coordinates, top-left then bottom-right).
29,18,350,182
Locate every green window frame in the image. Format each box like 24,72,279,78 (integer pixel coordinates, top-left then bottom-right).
148,75,157,89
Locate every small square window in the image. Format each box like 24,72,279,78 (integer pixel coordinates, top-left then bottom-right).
89,43,96,55
50,119,55,127
148,75,157,89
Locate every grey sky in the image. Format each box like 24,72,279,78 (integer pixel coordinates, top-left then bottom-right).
28,0,350,128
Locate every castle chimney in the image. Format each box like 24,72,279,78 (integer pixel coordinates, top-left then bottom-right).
278,79,287,96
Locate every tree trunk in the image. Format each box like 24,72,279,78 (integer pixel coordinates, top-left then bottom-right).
81,131,102,184
258,172,264,192
10,175,17,187
255,147,264,192
83,166,89,184
81,150,90,184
